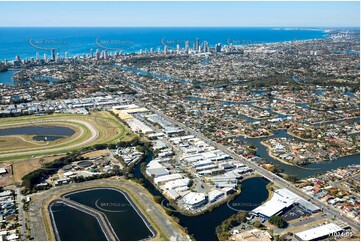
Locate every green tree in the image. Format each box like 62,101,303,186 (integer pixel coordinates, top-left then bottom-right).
268,216,287,228
153,196,162,204
285,175,297,183
253,220,262,228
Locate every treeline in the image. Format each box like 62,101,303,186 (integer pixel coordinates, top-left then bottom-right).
22,150,86,193
21,143,121,194
215,211,248,240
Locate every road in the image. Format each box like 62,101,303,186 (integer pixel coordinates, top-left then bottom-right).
16,187,27,240
9,186,27,240
139,101,360,231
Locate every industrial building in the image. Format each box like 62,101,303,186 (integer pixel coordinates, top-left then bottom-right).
251,188,320,219
154,173,183,185
181,192,207,209
295,223,346,241
208,190,224,203
146,159,170,178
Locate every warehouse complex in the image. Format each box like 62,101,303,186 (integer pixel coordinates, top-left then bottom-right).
251,188,321,219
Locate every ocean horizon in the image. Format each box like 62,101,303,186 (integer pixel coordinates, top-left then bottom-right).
0,27,333,61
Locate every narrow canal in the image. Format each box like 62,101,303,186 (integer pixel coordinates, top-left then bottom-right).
186,97,360,179
235,129,360,179
118,66,359,239
133,148,270,241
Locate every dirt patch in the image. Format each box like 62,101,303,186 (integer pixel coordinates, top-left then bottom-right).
11,155,65,184
82,150,110,159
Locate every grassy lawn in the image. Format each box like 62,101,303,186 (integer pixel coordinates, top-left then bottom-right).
0,111,131,161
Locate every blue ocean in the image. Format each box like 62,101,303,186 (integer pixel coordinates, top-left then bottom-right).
0,27,328,61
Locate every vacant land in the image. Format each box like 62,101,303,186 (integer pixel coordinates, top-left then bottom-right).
9,155,66,185
81,149,110,159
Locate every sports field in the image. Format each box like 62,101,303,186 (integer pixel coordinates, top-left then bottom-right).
0,111,133,161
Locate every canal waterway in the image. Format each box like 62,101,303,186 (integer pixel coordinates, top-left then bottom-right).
133,148,269,241
115,65,359,239
185,97,359,178
235,129,360,179
175,177,269,241
0,70,18,85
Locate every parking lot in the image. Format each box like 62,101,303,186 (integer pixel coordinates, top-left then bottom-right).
281,204,311,221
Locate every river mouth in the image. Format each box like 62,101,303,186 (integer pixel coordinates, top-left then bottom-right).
49,187,156,241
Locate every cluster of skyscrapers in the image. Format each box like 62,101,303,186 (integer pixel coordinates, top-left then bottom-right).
5,37,239,65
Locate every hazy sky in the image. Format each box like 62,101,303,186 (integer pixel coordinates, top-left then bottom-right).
0,1,359,27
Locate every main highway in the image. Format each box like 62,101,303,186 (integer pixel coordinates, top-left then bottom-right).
138,100,360,231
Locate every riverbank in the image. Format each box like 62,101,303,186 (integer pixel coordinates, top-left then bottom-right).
260,141,304,168
264,182,277,203
140,159,244,217
261,140,360,170
286,130,317,142
230,132,275,139
311,116,360,125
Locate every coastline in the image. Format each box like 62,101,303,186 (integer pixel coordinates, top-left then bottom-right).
0,27,329,62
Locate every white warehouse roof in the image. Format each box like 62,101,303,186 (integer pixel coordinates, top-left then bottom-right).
295,223,343,241
182,192,206,206
208,190,224,202
252,188,319,218
161,178,190,190
154,173,183,185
